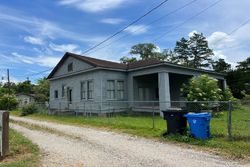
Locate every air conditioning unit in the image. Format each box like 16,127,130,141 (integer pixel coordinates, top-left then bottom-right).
0,111,9,158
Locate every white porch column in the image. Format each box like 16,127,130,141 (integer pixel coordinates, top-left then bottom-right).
158,72,171,116
223,79,227,90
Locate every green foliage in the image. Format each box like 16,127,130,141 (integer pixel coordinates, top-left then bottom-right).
21,104,39,116
212,58,231,72
0,94,18,110
129,43,168,61
221,87,234,101
33,77,49,102
15,80,34,94
182,74,222,101
120,56,137,64
174,33,214,68
226,57,250,99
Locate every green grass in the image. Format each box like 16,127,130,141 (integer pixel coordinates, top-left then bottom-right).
11,106,250,160
0,129,40,167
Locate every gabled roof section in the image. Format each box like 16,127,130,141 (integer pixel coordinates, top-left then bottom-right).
47,52,127,79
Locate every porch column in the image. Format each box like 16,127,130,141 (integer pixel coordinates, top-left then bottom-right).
158,72,171,116
223,79,227,90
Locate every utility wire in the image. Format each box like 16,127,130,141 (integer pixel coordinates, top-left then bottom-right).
82,0,170,54
153,0,223,42
87,0,199,55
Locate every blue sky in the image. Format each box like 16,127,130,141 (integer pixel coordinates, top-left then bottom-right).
0,0,250,83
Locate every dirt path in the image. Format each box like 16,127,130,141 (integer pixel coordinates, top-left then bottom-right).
10,116,248,167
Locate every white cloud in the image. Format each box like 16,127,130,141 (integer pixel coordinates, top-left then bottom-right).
12,52,60,68
58,0,127,13
124,25,149,35
188,30,198,37
24,36,44,45
207,31,234,49
0,8,105,44
49,43,79,53
100,18,124,25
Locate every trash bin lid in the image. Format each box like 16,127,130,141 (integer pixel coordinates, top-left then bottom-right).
185,112,211,118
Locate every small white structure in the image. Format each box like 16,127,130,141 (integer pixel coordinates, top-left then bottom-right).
16,94,35,107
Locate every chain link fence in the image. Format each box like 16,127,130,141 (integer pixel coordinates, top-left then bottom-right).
19,100,250,141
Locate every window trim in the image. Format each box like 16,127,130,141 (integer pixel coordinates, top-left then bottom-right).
107,80,116,100
80,81,86,100
116,80,125,100
62,85,66,98
87,80,94,100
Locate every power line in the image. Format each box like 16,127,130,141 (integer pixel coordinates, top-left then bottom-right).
87,0,199,55
153,0,223,42
82,0,170,54
12,68,53,78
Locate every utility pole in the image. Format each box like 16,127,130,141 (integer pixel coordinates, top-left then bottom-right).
7,69,10,111
7,69,10,95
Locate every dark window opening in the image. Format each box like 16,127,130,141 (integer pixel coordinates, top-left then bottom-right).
68,63,73,72
54,90,58,99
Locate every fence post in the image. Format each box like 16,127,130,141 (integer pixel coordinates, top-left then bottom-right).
228,101,232,140
152,102,155,129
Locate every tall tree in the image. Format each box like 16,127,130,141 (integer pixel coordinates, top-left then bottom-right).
212,58,231,72
174,37,191,66
161,49,179,63
130,43,165,60
236,57,250,72
188,33,214,68
174,33,214,68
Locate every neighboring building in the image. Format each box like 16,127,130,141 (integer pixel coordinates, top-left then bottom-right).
47,52,226,114
16,93,36,107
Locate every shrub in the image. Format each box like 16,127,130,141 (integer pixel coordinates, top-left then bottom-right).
21,104,38,116
222,87,235,101
181,74,223,101
0,94,18,110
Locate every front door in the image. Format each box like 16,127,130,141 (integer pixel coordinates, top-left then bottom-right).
67,88,72,104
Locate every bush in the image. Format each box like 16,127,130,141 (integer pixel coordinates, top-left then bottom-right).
0,94,18,110
181,74,223,101
21,104,39,116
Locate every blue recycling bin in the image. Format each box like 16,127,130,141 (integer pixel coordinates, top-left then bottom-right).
185,113,211,139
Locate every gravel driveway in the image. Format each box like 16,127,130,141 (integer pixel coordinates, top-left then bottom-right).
10,116,248,167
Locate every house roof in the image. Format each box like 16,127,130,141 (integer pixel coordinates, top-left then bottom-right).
47,52,225,79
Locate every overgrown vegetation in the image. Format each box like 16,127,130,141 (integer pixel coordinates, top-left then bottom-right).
11,105,250,159
0,95,18,110
20,104,39,116
0,129,39,167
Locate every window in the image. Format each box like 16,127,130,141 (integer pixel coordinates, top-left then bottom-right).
80,81,86,99
87,80,93,99
54,90,58,99
107,80,115,99
117,81,124,99
68,62,73,72
62,85,66,98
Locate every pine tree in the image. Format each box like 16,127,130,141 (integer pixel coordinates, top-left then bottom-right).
212,58,231,72
188,33,214,68
174,37,191,66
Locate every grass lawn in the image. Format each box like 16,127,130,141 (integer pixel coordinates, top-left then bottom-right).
0,129,40,167
11,105,250,160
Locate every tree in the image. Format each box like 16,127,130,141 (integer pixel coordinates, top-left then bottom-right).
130,43,165,60
34,77,49,102
174,33,214,68
188,33,214,68
174,37,191,66
226,57,250,98
236,57,250,72
212,58,231,72
15,80,34,94
161,49,179,63
120,56,137,64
